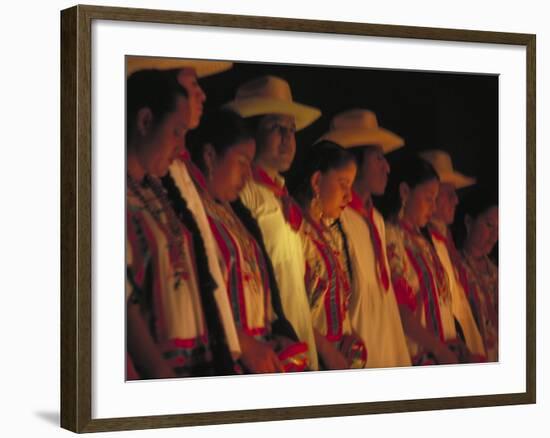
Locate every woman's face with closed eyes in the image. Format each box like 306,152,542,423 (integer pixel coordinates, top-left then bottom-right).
466,206,499,256
401,178,439,228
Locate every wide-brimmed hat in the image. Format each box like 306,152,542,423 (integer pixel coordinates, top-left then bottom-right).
223,76,321,131
126,56,233,78
317,109,404,154
420,149,476,189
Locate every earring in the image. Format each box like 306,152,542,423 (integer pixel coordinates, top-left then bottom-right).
398,200,406,220
204,159,214,183
311,193,323,221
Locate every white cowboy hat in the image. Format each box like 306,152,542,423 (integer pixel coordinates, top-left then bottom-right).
223,75,321,131
317,109,404,153
126,56,233,78
420,149,476,189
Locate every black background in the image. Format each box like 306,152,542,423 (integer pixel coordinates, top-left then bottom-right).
200,60,499,206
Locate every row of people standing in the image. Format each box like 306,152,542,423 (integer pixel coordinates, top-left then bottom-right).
125,57,498,379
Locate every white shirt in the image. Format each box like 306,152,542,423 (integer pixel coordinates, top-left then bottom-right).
169,159,241,358
340,207,411,368
240,176,319,370
430,224,486,358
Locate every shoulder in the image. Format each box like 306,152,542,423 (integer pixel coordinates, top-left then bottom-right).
341,207,362,224
239,179,263,209
240,179,283,220
385,221,402,243
372,208,386,230
340,208,368,235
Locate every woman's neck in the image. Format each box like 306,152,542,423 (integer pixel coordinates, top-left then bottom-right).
400,214,419,231
306,203,322,227
464,242,485,259
127,153,145,182
254,161,278,179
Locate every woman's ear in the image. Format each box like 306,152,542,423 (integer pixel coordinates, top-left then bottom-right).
136,107,153,137
399,182,410,207
310,170,322,198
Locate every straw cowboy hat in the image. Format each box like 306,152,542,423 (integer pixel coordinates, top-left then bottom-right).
126,56,233,78
223,75,321,131
317,109,404,153
420,149,476,189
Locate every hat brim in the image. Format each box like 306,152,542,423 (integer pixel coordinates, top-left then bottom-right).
223,98,321,131
317,127,404,154
126,56,233,78
439,171,476,189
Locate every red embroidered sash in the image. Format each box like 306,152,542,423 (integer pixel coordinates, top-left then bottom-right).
429,225,472,302
252,166,303,231
400,220,445,342
348,192,390,291
178,148,209,192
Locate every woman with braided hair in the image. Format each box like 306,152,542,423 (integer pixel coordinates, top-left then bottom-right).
125,66,236,379
187,109,308,374
383,153,459,366
290,141,367,370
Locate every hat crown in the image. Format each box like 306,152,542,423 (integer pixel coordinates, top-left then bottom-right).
235,75,293,103
126,56,232,78
420,150,455,176
331,109,380,131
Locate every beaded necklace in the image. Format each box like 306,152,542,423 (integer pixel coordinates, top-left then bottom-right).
305,212,351,309
400,219,451,304
127,174,191,289
202,193,264,297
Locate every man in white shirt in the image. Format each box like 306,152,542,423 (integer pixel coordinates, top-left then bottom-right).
420,150,486,361
225,76,322,370
319,109,411,368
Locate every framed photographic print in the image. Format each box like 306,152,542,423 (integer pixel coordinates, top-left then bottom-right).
60,4,536,433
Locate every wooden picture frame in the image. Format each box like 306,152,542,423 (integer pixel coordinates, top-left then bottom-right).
60,4,536,433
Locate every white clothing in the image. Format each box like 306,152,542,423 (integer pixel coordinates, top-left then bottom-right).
240,177,319,370
430,228,486,358
340,208,411,368
169,159,241,357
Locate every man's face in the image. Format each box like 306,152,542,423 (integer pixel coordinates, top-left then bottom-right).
177,69,206,130
254,114,297,174
434,182,459,225
356,146,390,196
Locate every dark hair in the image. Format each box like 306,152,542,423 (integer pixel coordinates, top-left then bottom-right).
452,186,498,250
348,145,378,169
126,69,188,141
187,109,253,172
289,140,357,207
243,115,264,137
379,152,440,220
